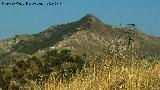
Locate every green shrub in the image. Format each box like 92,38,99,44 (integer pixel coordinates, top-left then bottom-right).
0,49,85,88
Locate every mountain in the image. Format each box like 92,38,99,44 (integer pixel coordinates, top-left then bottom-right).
0,14,160,64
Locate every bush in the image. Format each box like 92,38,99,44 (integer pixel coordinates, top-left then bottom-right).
0,49,85,88
41,49,85,82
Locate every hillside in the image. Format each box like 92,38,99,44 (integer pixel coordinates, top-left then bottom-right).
0,14,160,60
0,14,160,90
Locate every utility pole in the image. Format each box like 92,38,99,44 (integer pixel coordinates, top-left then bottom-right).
127,24,135,59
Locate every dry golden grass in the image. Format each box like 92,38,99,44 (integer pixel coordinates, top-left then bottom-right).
33,57,160,90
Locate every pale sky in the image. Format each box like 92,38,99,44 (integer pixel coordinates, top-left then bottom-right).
0,0,160,40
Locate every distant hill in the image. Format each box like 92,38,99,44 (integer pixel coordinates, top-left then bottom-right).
0,14,160,64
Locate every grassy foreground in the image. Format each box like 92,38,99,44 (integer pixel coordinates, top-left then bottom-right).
26,57,160,90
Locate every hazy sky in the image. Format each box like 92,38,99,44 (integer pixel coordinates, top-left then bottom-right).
0,0,160,40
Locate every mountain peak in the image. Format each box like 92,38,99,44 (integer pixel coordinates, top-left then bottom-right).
83,14,97,19
80,14,100,22
78,14,105,29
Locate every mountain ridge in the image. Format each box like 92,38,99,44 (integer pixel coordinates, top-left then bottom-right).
1,14,160,90
0,14,160,62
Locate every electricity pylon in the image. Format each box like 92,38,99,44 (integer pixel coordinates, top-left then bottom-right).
127,24,135,59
